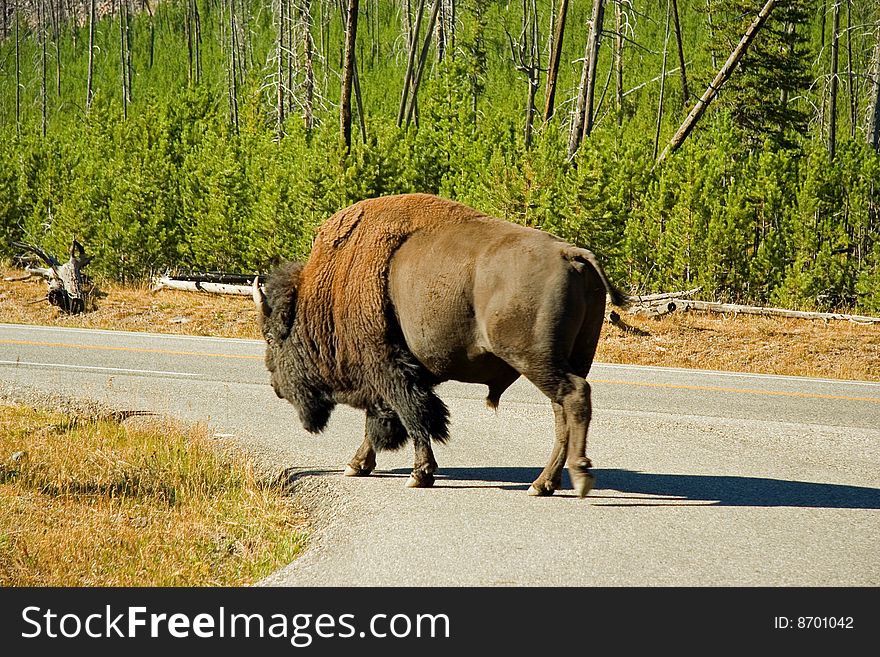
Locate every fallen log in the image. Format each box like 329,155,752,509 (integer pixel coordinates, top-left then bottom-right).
629,286,701,303
630,300,678,317
152,275,254,296
161,272,257,285
663,299,880,324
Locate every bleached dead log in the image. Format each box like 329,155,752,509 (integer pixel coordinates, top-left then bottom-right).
152,276,254,296
664,299,880,324
629,286,701,303
630,300,678,317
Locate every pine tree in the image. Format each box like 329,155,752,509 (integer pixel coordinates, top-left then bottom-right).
709,0,811,150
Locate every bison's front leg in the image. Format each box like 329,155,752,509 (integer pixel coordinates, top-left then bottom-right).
346,407,410,478
407,438,438,488
344,436,376,477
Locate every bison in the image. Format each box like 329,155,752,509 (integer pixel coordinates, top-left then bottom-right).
253,193,630,497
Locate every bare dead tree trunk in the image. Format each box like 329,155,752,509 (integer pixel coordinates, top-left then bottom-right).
869,36,880,150
185,0,194,83
657,0,777,163
300,0,315,132
353,55,367,143
780,21,794,107
398,0,425,128
509,0,541,148
50,0,61,97
276,0,286,139
226,0,240,132
829,0,840,160
436,0,446,62
670,0,688,107
567,0,605,159
846,0,855,139
86,0,96,113
14,1,19,135
614,0,623,124
340,0,360,151
40,0,47,136
405,0,441,129
705,0,717,70
543,0,568,123
654,0,671,160
193,1,202,83
120,0,129,120
449,0,456,54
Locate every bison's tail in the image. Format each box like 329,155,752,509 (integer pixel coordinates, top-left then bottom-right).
566,247,633,309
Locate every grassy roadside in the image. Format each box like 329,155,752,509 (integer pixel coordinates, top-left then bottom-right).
3,266,879,381
0,405,307,586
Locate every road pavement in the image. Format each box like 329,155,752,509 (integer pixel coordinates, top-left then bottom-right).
1,322,878,585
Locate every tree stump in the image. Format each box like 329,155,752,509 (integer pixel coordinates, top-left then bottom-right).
12,240,93,314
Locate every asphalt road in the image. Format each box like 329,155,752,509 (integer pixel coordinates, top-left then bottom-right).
1,322,878,586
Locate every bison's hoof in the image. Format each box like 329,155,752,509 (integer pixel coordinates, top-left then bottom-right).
344,464,373,477
406,473,435,488
527,484,555,497
572,472,596,498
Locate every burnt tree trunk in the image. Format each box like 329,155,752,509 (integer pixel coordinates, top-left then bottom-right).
340,0,360,151
404,0,441,129
846,0,855,138
87,0,96,112
654,0,671,160
657,0,777,163
670,0,688,106
828,0,840,160
614,0,623,124
543,0,568,123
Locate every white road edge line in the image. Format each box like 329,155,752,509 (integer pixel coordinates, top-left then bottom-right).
592,362,880,388
0,323,263,346
3,323,877,387
0,360,201,377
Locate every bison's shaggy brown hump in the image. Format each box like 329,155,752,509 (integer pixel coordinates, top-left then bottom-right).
294,194,486,439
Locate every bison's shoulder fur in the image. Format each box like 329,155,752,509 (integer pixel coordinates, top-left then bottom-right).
266,194,478,442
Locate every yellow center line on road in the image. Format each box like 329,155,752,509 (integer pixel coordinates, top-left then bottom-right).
0,339,263,360
2,339,878,404
591,379,880,405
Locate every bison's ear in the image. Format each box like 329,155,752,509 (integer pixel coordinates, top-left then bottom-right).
274,295,296,341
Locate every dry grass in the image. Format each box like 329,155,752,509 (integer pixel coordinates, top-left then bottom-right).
2,266,879,381
0,267,261,339
597,312,880,382
0,405,307,586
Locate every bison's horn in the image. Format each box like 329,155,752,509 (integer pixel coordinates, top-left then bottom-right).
252,276,271,317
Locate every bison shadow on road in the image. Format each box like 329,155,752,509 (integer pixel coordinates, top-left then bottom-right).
428,467,880,509
278,466,880,509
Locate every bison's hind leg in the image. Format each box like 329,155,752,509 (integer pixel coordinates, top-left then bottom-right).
524,371,595,498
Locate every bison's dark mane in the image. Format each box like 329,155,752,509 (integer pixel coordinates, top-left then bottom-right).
264,261,303,341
